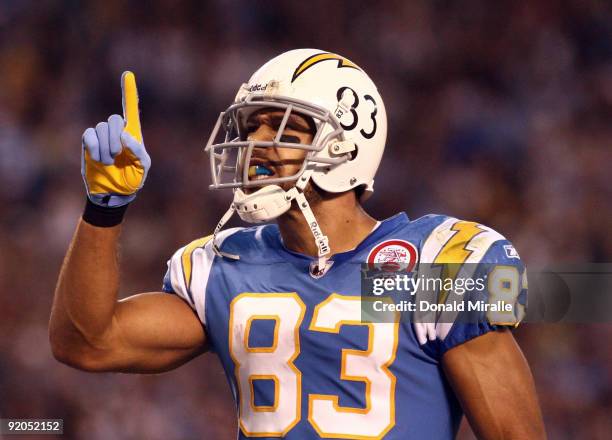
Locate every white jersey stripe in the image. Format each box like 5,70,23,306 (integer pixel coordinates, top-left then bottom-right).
168,227,243,326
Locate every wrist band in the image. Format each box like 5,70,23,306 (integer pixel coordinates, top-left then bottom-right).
82,198,129,227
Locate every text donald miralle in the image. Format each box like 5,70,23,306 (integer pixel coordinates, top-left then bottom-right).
364,273,514,314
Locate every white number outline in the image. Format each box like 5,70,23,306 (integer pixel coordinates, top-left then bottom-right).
229,293,306,437
229,293,399,439
308,294,399,439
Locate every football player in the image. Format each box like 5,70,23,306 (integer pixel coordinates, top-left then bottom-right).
51,50,546,439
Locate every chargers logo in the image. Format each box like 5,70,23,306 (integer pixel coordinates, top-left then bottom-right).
292,52,359,83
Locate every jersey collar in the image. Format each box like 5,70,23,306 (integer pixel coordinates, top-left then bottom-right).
266,212,410,265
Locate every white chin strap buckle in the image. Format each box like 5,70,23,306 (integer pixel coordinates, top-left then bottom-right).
233,185,292,223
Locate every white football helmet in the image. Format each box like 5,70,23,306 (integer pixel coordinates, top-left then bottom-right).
205,49,387,273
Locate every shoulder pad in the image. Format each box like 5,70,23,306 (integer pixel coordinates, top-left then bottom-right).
421,217,506,265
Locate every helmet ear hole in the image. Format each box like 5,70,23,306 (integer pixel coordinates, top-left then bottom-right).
349,145,358,161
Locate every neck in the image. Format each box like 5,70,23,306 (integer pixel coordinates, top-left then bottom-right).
277,187,377,257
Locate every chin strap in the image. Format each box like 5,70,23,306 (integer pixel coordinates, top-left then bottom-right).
212,203,240,259
295,190,332,276
212,170,332,276
291,170,332,275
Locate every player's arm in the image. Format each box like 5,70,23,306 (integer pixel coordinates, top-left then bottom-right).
442,329,546,439
49,73,207,373
416,220,545,438
51,221,207,373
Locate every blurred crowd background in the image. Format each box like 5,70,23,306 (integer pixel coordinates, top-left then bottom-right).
1,0,611,439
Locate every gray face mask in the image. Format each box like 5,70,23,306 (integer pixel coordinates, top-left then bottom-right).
205,93,349,191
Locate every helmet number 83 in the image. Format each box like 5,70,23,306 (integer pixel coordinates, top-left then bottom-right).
336,87,378,139
229,293,399,439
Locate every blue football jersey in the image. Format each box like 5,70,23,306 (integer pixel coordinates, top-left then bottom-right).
162,213,526,439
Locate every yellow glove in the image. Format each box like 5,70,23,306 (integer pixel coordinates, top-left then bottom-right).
81,71,151,207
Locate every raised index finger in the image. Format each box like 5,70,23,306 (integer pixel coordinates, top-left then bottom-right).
121,71,143,143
